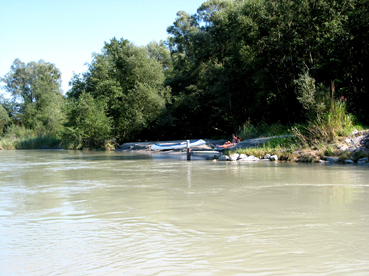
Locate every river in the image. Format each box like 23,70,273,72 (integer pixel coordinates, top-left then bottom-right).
1,150,369,275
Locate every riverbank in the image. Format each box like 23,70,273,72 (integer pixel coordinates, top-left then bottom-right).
2,130,368,165
119,135,293,151
119,130,369,165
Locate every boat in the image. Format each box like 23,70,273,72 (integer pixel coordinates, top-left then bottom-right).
191,150,222,156
151,139,206,150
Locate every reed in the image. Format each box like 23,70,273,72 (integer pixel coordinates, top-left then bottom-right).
0,125,61,149
19,136,61,149
292,101,357,147
0,137,18,150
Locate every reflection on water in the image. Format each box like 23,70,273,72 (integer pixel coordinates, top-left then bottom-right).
1,150,369,275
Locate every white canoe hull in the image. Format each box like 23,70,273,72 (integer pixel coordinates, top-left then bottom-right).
191,150,221,155
151,139,206,150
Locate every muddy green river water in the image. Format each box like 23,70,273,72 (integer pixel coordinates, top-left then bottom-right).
1,150,369,275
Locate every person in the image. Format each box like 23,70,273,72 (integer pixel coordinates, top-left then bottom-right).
231,134,238,144
216,134,241,149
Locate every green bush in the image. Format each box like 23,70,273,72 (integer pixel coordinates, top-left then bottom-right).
0,104,10,135
292,72,357,146
292,101,356,146
324,145,336,156
19,136,61,149
0,137,18,150
3,124,35,140
0,125,61,149
61,93,112,149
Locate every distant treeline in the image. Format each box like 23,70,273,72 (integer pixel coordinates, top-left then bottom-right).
1,0,368,148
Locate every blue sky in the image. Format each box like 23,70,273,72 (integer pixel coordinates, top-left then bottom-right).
0,0,205,94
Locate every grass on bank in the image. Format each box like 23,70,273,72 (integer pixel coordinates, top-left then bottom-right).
0,136,62,150
229,104,367,163
230,132,368,163
0,125,116,150
229,136,301,161
0,125,62,150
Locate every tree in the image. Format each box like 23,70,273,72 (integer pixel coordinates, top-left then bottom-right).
165,0,369,134
68,37,170,142
0,103,10,135
343,0,369,123
2,59,62,104
145,40,172,72
1,59,65,136
62,92,111,149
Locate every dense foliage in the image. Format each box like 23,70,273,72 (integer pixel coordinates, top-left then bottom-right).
1,0,368,148
0,103,10,135
67,38,170,143
163,0,368,138
1,59,65,137
62,92,112,149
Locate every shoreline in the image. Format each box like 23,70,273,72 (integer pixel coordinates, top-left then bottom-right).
1,131,368,165
119,131,369,165
119,136,290,152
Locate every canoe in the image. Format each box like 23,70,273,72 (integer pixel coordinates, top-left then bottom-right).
151,139,206,150
191,151,221,156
